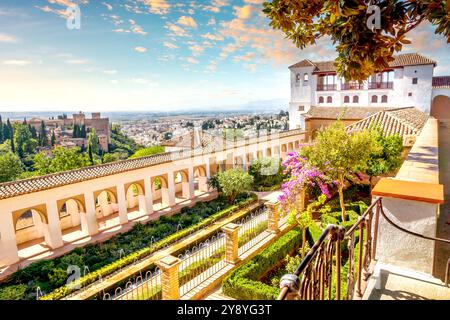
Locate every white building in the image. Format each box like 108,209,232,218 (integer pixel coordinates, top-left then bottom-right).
288,53,450,130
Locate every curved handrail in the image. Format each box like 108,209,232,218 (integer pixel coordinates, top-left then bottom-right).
277,224,338,300
278,196,450,300
378,204,450,244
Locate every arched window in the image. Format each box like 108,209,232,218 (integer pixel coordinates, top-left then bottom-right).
353,96,359,103
371,95,378,103
303,73,309,83
344,96,350,103
381,95,388,103
326,96,332,103
295,74,301,84
318,96,324,104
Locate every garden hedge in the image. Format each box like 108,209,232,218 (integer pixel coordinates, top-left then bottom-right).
0,193,258,300
222,228,302,300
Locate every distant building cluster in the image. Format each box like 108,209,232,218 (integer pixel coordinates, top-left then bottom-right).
27,112,110,152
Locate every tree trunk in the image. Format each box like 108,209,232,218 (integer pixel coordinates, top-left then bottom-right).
338,174,346,221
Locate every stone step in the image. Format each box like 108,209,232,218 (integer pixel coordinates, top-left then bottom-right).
363,263,450,300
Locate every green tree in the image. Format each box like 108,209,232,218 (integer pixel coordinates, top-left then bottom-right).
34,147,89,175
73,124,79,138
0,115,3,143
0,141,23,182
301,120,381,220
13,123,33,158
51,130,56,146
80,125,86,138
39,121,48,147
129,145,165,159
363,127,404,190
249,157,285,189
87,128,99,155
216,168,254,203
263,0,449,81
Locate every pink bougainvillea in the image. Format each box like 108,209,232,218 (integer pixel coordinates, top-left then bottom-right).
278,150,333,213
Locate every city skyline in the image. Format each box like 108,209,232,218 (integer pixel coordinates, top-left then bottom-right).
0,0,449,112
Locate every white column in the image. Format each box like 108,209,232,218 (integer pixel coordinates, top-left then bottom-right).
116,184,129,225
205,160,211,179
188,166,195,198
82,192,99,236
243,153,248,172
0,212,19,267
44,200,64,249
141,179,154,215
167,171,176,207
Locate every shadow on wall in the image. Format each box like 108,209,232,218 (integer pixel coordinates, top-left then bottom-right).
431,95,450,120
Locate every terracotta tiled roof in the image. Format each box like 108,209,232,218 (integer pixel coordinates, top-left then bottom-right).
389,53,436,68
0,129,304,200
304,106,394,120
289,59,316,69
290,53,436,73
346,107,428,146
432,76,450,88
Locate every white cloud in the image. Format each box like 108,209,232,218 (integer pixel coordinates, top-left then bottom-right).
134,46,147,53
164,42,178,49
166,22,189,37
0,33,20,43
201,32,224,41
177,16,198,28
103,69,117,74
102,2,113,10
2,60,32,66
66,59,88,64
139,0,171,15
186,57,199,64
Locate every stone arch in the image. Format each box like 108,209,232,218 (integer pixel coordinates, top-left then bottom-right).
194,165,209,193
431,95,450,119
93,188,119,219
281,144,287,152
174,170,189,183
152,175,168,191
194,165,207,178
266,148,272,157
13,205,48,246
125,181,145,210
57,196,86,233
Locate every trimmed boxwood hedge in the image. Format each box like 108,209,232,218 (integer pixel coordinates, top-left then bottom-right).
0,192,257,300
222,228,302,300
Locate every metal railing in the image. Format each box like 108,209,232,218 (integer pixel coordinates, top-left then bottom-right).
317,84,337,91
178,232,227,296
237,208,269,255
278,197,450,300
368,82,393,89
341,83,365,90
105,268,162,300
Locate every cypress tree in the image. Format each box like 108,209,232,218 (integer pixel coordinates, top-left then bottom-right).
40,120,48,146
81,125,86,138
0,115,3,143
51,130,56,146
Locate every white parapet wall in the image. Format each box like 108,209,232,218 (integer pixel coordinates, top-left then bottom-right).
373,118,441,275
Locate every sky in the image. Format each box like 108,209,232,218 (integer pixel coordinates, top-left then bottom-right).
0,0,449,112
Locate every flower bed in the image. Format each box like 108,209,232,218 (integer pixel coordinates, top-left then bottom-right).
0,192,257,300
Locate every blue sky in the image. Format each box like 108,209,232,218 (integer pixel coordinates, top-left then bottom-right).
0,0,449,112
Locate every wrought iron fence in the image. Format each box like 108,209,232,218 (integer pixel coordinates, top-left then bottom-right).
278,197,450,300
178,232,227,296
106,268,162,300
237,207,269,255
